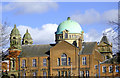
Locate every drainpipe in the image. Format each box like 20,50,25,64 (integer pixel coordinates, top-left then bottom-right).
98,60,100,78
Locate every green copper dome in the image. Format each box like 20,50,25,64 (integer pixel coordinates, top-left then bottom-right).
10,24,20,35
56,17,82,34
23,29,32,39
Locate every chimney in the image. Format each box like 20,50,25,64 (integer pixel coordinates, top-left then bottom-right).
78,38,82,50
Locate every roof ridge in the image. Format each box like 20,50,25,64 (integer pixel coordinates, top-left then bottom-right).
22,44,50,46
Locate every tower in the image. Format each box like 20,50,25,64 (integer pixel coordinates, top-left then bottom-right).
22,29,33,45
98,35,112,60
55,17,84,47
10,24,21,49
8,24,22,77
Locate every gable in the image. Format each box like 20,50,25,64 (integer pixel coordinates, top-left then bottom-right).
51,40,77,50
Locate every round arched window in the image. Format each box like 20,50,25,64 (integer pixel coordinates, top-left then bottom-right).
61,54,67,65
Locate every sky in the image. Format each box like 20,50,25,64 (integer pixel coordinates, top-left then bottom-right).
1,1,118,52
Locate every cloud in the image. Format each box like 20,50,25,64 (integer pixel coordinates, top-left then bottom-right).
15,24,58,44
84,27,118,53
71,9,118,25
102,9,118,23
84,29,102,42
102,27,118,52
2,1,58,14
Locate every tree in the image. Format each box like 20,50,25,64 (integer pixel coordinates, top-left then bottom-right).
0,21,10,49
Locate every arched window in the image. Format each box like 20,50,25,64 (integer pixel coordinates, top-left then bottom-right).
61,54,67,65
65,33,68,39
13,37,16,39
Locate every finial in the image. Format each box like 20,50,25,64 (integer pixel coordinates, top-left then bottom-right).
67,17,71,20
26,29,28,33
103,32,107,36
14,24,16,28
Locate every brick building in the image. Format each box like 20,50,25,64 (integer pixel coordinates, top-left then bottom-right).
2,17,119,77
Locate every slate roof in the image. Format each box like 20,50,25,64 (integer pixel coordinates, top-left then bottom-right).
80,42,96,54
100,36,109,45
20,44,55,57
100,56,120,64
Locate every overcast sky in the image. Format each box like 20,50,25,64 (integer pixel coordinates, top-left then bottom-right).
1,1,118,52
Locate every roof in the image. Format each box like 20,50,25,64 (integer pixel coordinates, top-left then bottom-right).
80,42,96,54
10,24,20,36
56,17,83,34
20,44,55,57
23,29,32,40
100,36,109,45
100,56,120,64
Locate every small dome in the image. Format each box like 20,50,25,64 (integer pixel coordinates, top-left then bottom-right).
56,17,82,34
23,29,32,40
10,24,20,35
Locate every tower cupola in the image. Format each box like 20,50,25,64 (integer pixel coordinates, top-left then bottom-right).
22,29,33,45
10,24,21,49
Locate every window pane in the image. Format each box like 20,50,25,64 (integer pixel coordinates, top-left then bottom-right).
22,59,26,67
116,66,119,72
61,54,67,66
33,59,36,67
80,71,84,77
95,65,97,69
109,66,113,73
82,57,86,65
68,57,71,66
102,66,106,73
43,58,47,66
86,71,89,77
61,71,64,76
33,72,37,76
43,71,47,76
65,71,67,76
58,71,60,76
65,33,68,39
68,71,71,76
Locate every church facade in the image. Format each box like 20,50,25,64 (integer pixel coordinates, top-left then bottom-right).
4,17,119,77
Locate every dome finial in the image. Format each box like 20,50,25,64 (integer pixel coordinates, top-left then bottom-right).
67,17,71,20
26,29,28,33
14,24,16,28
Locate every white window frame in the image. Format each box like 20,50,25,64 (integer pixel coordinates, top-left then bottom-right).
61,54,67,66
109,65,113,73
82,57,86,65
115,65,119,73
57,58,60,66
43,58,47,66
95,65,97,69
23,72,26,77
68,57,71,66
102,66,106,73
33,72,37,76
58,71,60,76
32,59,36,67
65,33,68,39
22,59,26,68
80,71,84,77
85,70,89,77
68,71,71,76
43,71,47,76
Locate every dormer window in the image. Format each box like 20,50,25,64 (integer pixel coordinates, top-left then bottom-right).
65,33,68,39
63,29,69,39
